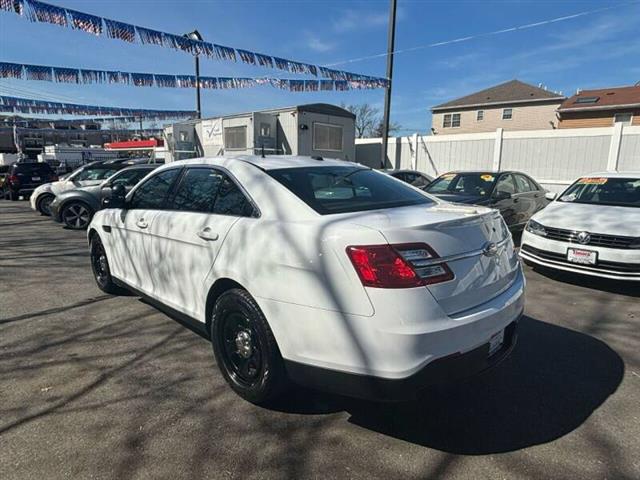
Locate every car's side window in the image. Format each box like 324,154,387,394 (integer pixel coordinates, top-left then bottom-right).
495,174,516,195
213,175,255,216
128,169,181,210
111,169,148,187
514,174,534,193
172,168,223,213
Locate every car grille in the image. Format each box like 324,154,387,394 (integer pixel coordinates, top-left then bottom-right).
521,244,640,273
543,226,637,249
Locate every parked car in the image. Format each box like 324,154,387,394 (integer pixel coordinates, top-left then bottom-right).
1,162,58,201
520,172,640,281
30,161,126,216
0,165,10,193
424,171,549,230
87,156,524,404
50,164,157,230
385,169,433,188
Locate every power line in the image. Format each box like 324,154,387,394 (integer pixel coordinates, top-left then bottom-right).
323,1,640,69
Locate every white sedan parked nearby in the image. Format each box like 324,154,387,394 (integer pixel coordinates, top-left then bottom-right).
520,172,640,281
87,156,524,404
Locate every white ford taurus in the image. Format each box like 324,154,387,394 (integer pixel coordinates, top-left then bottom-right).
88,156,524,403
520,172,640,281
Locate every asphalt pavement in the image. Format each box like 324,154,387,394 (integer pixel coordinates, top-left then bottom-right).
1,201,639,480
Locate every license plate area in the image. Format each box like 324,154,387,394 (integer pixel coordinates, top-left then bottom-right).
32,176,41,181
567,248,597,265
488,329,505,357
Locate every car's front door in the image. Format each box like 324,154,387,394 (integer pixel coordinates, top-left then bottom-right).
107,168,182,293
146,167,256,320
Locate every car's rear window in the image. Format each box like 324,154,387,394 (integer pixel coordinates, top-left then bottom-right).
14,163,54,174
267,166,433,215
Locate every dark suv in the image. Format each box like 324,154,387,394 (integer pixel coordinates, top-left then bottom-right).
2,162,58,200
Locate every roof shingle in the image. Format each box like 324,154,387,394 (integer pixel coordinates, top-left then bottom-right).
558,85,640,111
432,79,564,111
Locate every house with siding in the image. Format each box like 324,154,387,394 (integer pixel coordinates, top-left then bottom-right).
557,85,640,128
430,80,565,135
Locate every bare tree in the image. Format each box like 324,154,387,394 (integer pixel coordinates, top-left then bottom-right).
341,103,402,138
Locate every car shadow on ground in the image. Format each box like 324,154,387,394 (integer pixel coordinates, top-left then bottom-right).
266,315,624,454
529,266,640,298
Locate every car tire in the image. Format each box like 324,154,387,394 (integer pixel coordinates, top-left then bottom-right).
211,289,288,405
89,235,127,295
36,194,55,216
8,190,18,201
61,201,93,229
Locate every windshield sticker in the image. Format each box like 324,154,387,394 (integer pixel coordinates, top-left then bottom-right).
480,174,495,182
578,177,608,185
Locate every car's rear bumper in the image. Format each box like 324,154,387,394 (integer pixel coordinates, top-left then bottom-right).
285,320,519,401
49,201,63,222
520,231,640,281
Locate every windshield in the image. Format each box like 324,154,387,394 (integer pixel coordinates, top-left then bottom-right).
559,177,640,208
268,166,433,215
73,167,120,182
425,172,496,197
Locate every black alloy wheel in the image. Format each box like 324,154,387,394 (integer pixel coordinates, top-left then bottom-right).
89,235,126,295
37,194,54,216
62,202,93,229
211,289,287,404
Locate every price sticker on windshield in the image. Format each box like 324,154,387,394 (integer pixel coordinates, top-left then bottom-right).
578,177,608,185
480,174,495,182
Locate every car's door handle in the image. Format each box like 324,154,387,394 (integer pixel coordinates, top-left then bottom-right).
136,218,148,229
197,227,219,241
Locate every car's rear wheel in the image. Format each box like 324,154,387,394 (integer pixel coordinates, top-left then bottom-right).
62,201,93,229
37,194,55,216
89,235,126,295
211,289,287,405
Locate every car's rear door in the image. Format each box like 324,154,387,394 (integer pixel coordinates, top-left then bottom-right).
492,173,518,227
146,167,256,320
107,168,182,293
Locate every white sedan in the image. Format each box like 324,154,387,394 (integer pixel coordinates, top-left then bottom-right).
88,156,524,404
520,172,640,281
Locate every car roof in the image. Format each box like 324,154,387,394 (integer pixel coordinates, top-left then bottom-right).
120,164,157,171
582,171,640,178
171,155,362,171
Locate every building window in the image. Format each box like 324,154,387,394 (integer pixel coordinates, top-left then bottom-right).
224,126,247,150
477,110,484,121
259,122,271,137
614,113,632,126
443,113,461,128
179,131,188,142
313,123,343,151
502,108,513,120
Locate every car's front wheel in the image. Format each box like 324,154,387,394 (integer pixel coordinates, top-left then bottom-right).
37,194,55,216
62,201,93,229
211,289,288,405
89,234,126,295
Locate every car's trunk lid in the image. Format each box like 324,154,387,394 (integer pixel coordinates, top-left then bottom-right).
350,203,520,315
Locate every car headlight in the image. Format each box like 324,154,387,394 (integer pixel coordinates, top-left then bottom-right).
526,219,547,237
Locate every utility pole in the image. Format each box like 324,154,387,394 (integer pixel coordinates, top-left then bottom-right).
184,30,204,119
380,0,397,169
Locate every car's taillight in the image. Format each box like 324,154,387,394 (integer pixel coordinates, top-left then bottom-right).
7,174,18,185
346,243,453,288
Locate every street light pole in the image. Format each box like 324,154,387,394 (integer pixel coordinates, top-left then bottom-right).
184,30,204,119
380,0,397,169
195,54,201,119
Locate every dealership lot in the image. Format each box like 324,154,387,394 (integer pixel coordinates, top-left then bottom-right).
0,201,639,480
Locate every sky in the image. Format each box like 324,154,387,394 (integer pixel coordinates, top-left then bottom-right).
1,0,640,134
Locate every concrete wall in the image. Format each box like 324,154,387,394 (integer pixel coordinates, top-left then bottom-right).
431,101,562,135
356,125,640,193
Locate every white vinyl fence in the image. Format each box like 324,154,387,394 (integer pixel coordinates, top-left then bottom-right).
356,124,640,192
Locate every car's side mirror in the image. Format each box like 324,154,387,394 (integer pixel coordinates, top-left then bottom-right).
493,190,512,201
101,183,127,209
545,191,557,201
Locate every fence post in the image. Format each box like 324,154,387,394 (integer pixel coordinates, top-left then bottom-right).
492,128,503,171
412,133,418,170
606,123,623,172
